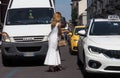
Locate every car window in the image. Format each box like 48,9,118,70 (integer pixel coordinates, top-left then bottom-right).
89,21,120,35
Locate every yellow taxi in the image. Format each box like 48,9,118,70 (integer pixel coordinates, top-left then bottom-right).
68,26,85,53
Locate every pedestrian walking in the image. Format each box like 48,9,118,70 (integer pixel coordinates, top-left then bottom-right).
44,12,63,72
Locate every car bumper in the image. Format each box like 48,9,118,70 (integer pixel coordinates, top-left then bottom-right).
71,46,78,51
85,49,120,73
1,41,48,59
71,41,78,51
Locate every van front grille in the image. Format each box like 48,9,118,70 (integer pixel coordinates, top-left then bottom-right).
17,46,41,52
13,36,44,42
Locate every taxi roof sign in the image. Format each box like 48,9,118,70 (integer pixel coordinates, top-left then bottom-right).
108,15,120,20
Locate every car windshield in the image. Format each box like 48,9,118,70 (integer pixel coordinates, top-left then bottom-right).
90,21,120,35
6,8,54,25
74,27,84,35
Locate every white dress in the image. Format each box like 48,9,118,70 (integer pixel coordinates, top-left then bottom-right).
44,23,61,65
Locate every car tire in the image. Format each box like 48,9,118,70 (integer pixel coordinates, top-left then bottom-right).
82,52,93,78
69,45,73,54
77,50,91,78
77,51,82,66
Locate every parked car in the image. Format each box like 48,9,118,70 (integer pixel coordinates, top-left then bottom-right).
68,26,85,54
77,15,120,76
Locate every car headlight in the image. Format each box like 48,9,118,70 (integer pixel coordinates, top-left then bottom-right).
88,46,103,54
74,39,78,42
2,32,11,42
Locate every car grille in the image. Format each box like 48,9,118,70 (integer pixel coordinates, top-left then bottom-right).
105,66,120,71
13,36,44,42
103,50,120,59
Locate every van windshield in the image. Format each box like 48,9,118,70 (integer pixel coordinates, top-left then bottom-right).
6,8,54,25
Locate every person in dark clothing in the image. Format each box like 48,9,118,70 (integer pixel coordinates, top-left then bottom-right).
61,17,66,28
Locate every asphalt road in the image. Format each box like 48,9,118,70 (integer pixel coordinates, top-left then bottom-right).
0,45,120,78
0,45,83,78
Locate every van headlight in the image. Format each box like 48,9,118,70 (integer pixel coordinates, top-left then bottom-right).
2,32,11,42
88,46,104,54
43,35,49,41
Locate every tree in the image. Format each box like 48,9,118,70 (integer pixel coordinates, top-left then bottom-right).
71,7,78,26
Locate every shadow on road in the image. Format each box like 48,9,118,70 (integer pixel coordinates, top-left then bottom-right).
3,58,45,67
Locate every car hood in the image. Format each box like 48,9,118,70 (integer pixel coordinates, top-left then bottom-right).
71,35,79,40
3,24,51,36
88,36,120,50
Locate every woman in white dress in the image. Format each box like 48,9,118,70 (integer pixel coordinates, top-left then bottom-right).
44,12,62,72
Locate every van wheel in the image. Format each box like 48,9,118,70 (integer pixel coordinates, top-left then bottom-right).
2,54,10,66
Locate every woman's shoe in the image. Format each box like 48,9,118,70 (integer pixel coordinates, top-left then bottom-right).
54,66,61,72
54,66,65,71
58,66,65,70
46,66,55,72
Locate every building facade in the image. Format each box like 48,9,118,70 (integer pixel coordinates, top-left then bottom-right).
0,0,1,23
71,0,87,26
87,0,120,19
71,1,79,26
78,0,87,26
71,0,120,26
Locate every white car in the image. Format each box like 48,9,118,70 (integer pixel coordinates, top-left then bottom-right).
77,15,120,75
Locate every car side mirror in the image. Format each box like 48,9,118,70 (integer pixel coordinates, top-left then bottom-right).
78,30,86,36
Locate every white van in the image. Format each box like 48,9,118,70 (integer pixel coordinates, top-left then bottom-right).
1,0,55,66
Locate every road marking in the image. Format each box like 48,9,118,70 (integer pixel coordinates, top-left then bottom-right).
4,67,20,78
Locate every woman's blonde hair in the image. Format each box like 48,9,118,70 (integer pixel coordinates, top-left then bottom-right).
51,12,62,29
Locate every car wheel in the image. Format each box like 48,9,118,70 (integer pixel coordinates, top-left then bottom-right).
70,49,73,55
83,64,91,78
77,50,82,66
82,52,92,78
69,44,73,54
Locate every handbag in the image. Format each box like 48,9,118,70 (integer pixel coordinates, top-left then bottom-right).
58,35,67,47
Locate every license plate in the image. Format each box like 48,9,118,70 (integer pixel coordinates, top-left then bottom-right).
24,52,34,57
